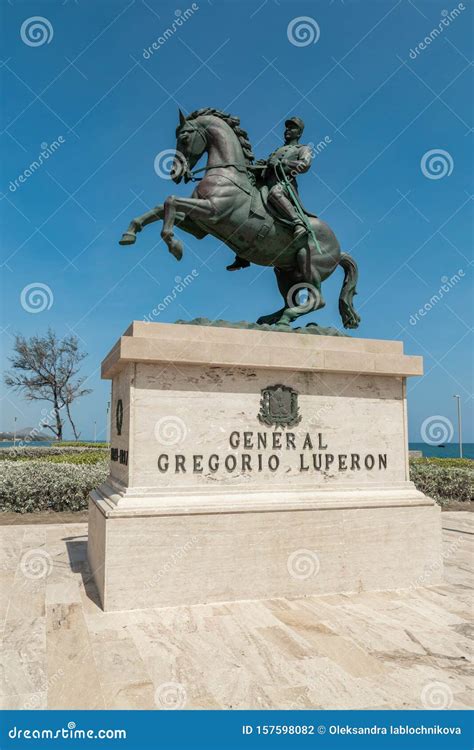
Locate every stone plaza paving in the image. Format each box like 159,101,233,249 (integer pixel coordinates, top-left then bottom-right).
0,512,471,710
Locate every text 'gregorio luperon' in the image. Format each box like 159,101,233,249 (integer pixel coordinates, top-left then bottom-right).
157,431,388,474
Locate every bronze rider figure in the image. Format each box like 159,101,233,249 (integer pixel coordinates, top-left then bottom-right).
227,116,312,271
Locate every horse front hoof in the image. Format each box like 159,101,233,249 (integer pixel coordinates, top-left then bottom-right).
343,315,360,330
168,239,183,261
119,232,136,246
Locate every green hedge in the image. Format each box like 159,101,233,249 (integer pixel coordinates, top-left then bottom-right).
410,457,473,469
0,447,108,464
37,452,107,465
0,460,108,513
409,461,473,506
57,441,109,448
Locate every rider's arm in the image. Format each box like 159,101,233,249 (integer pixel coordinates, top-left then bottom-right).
249,159,267,170
282,145,313,175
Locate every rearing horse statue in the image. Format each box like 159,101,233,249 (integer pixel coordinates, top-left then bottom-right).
119,108,360,329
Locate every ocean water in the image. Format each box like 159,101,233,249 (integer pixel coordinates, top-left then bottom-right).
409,443,473,459
0,441,53,448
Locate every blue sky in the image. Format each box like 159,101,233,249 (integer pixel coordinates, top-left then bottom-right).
1,0,472,441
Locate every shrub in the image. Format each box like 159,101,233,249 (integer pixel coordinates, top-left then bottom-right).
0,460,108,513
39,452,108,465
409,461,473,505
0,447,108,463
410,457,473,469
57,441,109,448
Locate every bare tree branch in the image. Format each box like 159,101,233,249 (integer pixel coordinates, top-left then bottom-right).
5,329,92,441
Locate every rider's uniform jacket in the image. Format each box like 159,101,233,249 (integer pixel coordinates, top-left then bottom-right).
264,143,313,188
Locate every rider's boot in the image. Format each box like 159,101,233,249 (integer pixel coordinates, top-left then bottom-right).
268,188,308,241
293,220,307,240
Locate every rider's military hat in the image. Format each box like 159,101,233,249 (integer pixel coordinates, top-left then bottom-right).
285,116,305,132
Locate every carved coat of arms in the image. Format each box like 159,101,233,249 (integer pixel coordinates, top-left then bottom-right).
257,384,301,429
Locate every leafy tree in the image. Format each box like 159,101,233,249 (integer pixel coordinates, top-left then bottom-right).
5,329,92,441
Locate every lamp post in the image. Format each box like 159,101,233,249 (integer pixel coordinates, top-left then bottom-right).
453,395,462,459
13,416,17,444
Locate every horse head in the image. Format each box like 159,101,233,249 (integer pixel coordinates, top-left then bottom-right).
171,108,255,184
171,109,207,184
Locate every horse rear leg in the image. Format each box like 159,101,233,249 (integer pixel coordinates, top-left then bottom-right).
276,248,325,326
256,248,324,327
256,267,292,326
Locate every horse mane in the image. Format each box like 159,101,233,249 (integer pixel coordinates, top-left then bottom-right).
182,107,255,164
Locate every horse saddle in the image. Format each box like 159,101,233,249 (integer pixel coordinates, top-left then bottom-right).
248,185,317,238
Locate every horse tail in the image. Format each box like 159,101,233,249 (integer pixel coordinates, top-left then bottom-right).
338,252,361,329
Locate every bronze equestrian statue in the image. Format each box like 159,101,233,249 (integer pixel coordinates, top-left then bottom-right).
119,108,360,330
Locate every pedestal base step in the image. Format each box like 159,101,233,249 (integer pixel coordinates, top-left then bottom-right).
88,492,442,612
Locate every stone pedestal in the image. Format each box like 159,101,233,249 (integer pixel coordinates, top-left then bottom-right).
88,322,442,612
